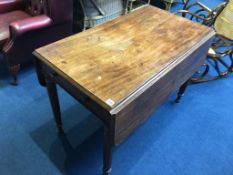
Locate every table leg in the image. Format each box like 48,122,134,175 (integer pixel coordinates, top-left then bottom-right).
175,79,190,103
45,77,64,133
102,126,113,175
229,51,233,72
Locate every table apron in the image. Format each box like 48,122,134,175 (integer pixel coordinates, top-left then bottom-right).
42,65,114,126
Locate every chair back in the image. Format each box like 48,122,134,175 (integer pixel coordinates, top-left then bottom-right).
28,0,73,24
47,0,73,24
214,0,233,40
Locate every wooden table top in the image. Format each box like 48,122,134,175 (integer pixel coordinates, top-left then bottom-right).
34,5,215,111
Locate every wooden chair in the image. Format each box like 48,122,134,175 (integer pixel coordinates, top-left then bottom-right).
176,0,233,82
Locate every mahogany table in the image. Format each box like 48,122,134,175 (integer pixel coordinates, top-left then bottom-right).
33,5,215,175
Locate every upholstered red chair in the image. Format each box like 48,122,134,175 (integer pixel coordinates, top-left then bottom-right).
0,0,73,85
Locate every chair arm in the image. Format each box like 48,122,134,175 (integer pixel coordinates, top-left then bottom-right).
175,8,214,26
183,1,212,13
0,0,27,14
9,15,52,39
175,10,212,21
175,1,213,18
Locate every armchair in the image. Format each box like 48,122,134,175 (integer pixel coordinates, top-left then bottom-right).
0,0,73,85
176,0,233,82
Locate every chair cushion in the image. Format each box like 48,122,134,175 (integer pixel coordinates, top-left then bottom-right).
0,10,31,50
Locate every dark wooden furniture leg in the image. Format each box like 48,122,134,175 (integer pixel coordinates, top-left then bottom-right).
102,126,113,175
175,79,190,103
9,64,20,85
45,77,64,133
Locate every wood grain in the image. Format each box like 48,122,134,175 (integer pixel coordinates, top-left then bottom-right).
34,5,214,111
114,38,213,145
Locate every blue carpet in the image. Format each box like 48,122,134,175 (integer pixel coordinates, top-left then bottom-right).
1,0,233,175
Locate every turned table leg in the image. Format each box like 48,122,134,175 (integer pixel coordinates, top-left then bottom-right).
175,79,190,103
102,126,113,175
45,76,64,133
